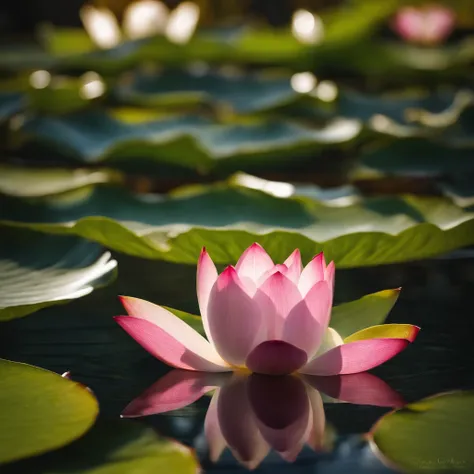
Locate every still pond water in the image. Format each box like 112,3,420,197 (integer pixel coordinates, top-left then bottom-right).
2,251,473,473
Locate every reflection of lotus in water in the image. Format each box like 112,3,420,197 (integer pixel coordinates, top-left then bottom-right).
122,369,404,469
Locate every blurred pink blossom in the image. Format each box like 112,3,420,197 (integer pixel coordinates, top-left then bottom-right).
393,4,455,45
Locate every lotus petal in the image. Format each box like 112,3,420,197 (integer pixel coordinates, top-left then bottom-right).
300,338,410,376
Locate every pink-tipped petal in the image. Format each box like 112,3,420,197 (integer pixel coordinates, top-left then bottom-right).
207,266,265,366
300,338,410,376
205,389,227,462
235,243,274,284
248,374,310,453
305,372,405,408
255,271,303,340
284,249,302,283
122,370,226,417
246,340,308,375
119,296,226,366
197,248,218,345
283,281,330,357
217,375,270,469
114,316,231,372
299,253,325,296
324,261,335,293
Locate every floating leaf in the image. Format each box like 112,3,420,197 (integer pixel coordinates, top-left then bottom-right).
0,92,24,123
114,69,309,114
1,177,473,267
0,227,117,321
331,289,400,339
3,419,199,473
16,110,361,170
0,359,98,465
0,165,118,198
358,138,474,178
371,391,474,473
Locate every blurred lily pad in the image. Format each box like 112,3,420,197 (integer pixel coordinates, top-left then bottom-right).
0,92,24,123
15,110,361,171
358,138,474,178
0,359,99,465
3,419,199,474
114,69,310,114
371,391,474,473
339,89,473,130
0,165,118,198
0,227,117,321
1,176,473,267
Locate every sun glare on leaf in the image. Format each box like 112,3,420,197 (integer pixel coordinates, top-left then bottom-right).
291,72,317,94
292,9,324,45
123,0,169,39
315,80,338,102
80,72,106,100
165,2,200,44
29,70,51,89
80,6,121,49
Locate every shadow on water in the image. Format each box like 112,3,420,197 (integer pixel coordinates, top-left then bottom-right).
2,251,474,472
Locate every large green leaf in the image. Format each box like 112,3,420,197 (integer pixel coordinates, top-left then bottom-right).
330,289,400,339
0,165,119,198
3,419,198,474
0,228,117,321
15,110,361,170
113,69,312,114
1,177,473,267
371,391,474,473
0,359,98,465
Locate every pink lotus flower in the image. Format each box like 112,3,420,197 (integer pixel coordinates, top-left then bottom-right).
122,369,404,468
115,244,418,376
393,5,455,45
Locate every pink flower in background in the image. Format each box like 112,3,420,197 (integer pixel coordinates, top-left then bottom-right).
115,243,418,376
393,5,455,45
122,370,405,468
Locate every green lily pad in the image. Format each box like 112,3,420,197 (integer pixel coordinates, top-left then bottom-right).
0,227,117,321
0,165,119,198
371,391,474,473
0,92,24,123
358,138,474,178
0,359,99,465
339,89,470,128
16,110,361,170
2,419,199,474
114,69,309,114
1,176,473,267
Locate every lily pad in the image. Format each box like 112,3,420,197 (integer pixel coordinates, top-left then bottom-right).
358,138,474,178
0,165,118,198
15,110,361,171
1,177,473,267
371,391,474,473
114,69,310,114
0,359,99,465
0,92,24,123
0,227,117,321
2,419,199,474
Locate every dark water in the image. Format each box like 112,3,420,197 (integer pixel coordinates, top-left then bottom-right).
2,251,474,473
